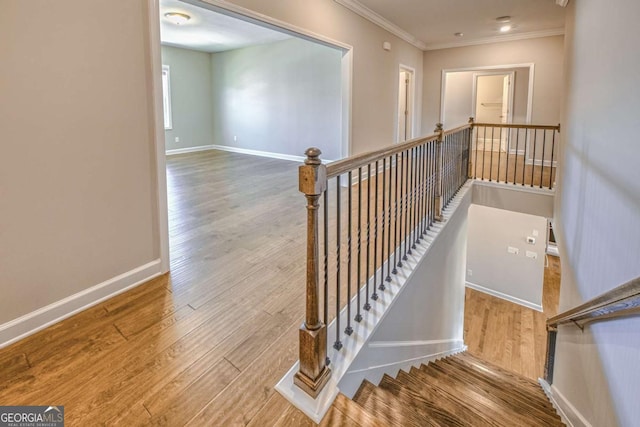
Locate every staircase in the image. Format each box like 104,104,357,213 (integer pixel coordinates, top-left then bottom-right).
343,352,564,426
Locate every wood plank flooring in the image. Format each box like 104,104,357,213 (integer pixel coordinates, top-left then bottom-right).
464,255,561,380
0,150,560,425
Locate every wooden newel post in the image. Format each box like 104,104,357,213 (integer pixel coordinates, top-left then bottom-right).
294,147,331,398
468,117,475,178
434,123,444,221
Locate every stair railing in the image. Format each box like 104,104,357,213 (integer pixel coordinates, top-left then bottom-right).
469,122,561,189
294,122,472,397
544,276,640,384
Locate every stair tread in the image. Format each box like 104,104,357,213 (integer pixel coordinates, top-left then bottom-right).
415,364,559,427
395,369,502,427
332,393,387,427
430,360,563,425
437,358,558,414
449,354,560,412
378,375,468,427
354,380,441,427
345,352,564,427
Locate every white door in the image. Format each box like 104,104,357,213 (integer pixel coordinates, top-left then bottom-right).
397,68,413,142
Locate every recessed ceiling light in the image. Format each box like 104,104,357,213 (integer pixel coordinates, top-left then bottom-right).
165,12,191,25
500,25,512,33
454,32,464,37
496,16,511,23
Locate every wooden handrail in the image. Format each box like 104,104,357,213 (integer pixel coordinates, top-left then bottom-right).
473,122,560,131
544,275,640,383
548,276,640,328
326,133,439,179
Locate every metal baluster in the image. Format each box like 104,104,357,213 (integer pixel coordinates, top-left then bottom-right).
403,149,410,261
416,144,423,243
407,148,416,255
380,157,388,289
489,127,495,182
398,151,405,267
505,127,511,184
323,188,329,365
386,155,393,283
514,129,520,185
522,129,528,186
355,167,363,322
481,127,487,180
540,130,547,189
531,129,537,187
371,160,379,301
550,129,557,189
334,176,343,350
393,153,400,273
497,127,502,183
474,126,479,179
345,171,353,335
364,164,372,311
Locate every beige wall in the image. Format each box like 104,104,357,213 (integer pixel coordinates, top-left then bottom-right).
422,36,564,132
553,1,640,426
0,1,160,326
208,0,425,155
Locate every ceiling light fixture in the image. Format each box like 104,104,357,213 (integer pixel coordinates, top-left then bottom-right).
496,16,511,23
500,25,512,33
165,12,191,25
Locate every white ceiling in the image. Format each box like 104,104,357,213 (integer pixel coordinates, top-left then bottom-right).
160,0,565,53
339,0,566,50
159,0,290,53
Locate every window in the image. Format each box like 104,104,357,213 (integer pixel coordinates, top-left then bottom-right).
162,65,172,130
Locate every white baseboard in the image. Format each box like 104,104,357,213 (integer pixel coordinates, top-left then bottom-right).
210,145,336,164
466,281,543,312
0,260,163,349
539,379,593,427
165,144,216,155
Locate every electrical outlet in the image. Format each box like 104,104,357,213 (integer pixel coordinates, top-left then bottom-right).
175,137,180,143
532,229,539,237
467,269,473,277
233,135,237,141
526,251,538,259
508,246,519,255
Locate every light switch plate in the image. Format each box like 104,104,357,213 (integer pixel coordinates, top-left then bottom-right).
526,251,538,259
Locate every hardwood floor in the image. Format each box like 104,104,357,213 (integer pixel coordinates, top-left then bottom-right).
0,149,560,425
463,255,561,380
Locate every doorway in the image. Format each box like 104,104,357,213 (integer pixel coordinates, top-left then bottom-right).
473,72,514,151
397,66,415,143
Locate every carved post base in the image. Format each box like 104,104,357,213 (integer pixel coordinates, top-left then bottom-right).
294,323,331,398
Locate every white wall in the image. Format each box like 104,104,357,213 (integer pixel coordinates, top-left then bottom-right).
553,1,640,426
206,0,424,155
162,46,215,151
0,1,161,337
210,38,343,160
466,205,546,311
423,36,564,131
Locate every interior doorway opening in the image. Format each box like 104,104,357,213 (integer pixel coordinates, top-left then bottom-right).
473,71,514,151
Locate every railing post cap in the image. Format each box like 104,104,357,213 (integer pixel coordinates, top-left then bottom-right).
304,147,322,165
468,117,475,124
435,123,444,132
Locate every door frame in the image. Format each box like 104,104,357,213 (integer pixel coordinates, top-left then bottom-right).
147,0,354,271
471,70,515,124
439,63,535,126
396,64,416,143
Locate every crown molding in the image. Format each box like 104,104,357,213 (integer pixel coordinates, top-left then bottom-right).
423,28,565,51
334,0,427,50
